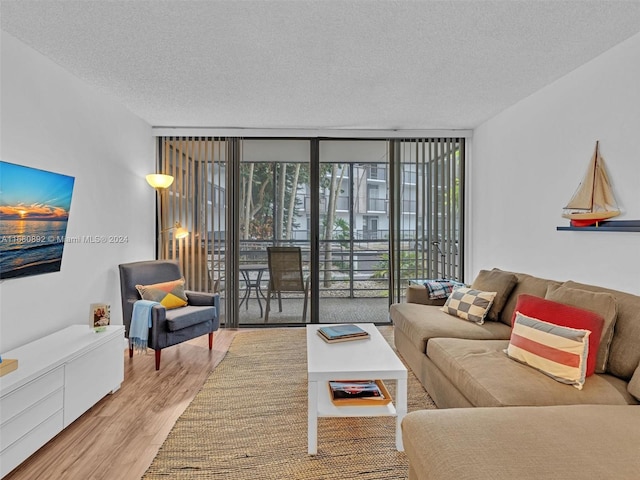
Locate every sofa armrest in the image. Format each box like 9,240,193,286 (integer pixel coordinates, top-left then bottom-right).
185,290,216,306
406,284,447,306
149,304,167,347
185,291,220,322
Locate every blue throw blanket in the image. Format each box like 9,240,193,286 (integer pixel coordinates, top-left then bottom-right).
130,300,160,353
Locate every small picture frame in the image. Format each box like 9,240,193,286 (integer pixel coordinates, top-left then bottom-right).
90,303,110,332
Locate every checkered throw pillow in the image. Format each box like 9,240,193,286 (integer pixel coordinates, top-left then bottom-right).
440,287,497,325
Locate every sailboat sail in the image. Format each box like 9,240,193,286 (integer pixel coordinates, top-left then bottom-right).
562,141,620,225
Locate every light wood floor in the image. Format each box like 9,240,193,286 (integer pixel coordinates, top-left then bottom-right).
5,328,243,480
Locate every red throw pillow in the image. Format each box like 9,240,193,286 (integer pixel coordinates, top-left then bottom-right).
511,294,604,377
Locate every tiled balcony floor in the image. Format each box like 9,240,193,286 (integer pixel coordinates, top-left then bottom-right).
219,295,393,326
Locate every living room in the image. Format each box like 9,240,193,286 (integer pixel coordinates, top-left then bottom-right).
1,1,639,479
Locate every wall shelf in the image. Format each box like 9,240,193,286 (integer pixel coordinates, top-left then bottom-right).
557,220,640,232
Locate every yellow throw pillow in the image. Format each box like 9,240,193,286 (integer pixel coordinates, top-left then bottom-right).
136,278,188,309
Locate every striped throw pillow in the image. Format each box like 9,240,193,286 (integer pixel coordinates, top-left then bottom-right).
440,287,497,325
506,312,591,390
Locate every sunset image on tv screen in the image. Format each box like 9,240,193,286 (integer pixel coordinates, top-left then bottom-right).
0,161,75,279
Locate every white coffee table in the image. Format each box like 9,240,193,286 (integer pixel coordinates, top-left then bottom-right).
306,323,408,455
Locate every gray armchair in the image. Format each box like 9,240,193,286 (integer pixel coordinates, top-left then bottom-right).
119,260,220,370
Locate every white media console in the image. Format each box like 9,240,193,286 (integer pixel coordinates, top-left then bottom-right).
0,325,125,478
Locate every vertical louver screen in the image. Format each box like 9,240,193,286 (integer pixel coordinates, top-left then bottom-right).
158,137,227,293
391,138,465,300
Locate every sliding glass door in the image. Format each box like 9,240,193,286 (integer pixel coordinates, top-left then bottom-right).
236,140,311,324
157,136,465,327
317,140,390,323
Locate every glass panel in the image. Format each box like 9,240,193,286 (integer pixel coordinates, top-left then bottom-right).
318,140,390,322
238,140,310,324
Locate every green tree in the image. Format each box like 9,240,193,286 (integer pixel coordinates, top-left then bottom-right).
320,164,346,286
239,162,308,241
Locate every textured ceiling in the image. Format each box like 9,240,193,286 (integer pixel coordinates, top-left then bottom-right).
2,0,640,130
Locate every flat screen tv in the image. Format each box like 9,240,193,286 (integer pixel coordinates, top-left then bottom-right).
0,161,75,280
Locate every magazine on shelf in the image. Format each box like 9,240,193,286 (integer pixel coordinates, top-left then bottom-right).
317,324,369,343
328,380,392,405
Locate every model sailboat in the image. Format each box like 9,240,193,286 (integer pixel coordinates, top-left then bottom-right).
562,141,621,227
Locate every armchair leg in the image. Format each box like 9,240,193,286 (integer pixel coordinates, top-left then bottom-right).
155,350,161,371
129,346,133,358
209,332,214,350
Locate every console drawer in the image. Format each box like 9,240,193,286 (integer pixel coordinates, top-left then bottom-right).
0,410,64,478
0,387,64,452
0,367,64,423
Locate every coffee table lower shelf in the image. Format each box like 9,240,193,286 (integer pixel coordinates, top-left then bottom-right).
308,377,406,455
318,385,397,417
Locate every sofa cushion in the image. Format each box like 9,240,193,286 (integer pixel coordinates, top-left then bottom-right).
505,312,592,389
512,294,603,376
498,271,562,326
390,303,512,355
427,337,637,406
136,278,189,309
440,287,497,325
471,269,518,321
545,285,617,374
562,280,640,380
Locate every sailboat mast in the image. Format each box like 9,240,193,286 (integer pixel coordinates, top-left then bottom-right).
590,140,599,210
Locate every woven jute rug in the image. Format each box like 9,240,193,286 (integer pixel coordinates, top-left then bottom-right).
143,326,436,480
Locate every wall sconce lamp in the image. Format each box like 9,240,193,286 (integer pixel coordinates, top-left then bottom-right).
162,222,189,239
146,173,174,189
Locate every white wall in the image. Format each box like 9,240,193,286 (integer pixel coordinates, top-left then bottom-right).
0,32,156,352
470,32,640,294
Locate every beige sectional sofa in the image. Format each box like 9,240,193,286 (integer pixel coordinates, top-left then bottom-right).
402,405,640,480
390,269,640,479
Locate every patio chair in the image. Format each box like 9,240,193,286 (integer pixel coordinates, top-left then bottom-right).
119,260,220,370
264,246,309,323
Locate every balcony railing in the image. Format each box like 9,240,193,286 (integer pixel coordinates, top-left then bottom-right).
366,198,386,211
201,236,459,301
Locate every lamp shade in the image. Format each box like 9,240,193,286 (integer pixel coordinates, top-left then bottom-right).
174,223,189,239
146,173,174,189
161,221,189,238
